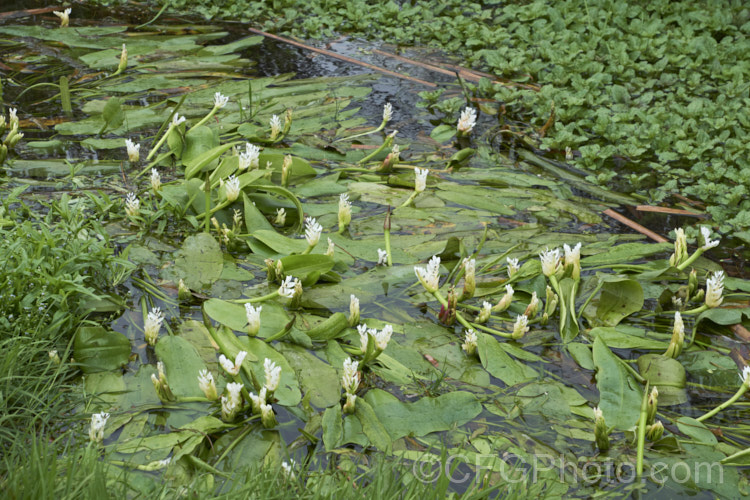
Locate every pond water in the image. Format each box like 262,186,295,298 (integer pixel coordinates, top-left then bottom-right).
2,2,749,498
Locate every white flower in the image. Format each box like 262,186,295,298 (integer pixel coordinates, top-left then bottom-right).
377,248,388,265
260,401,277,427
349,294,360,326
270,115,282,139
281,460,296,479
705,270,725,308
338,193,352,228
358,324,370,353
224,175,240,202
54,8,71,27
221,395,238,421
374,324,393,351
245,304,262,336
383,102,393,123
144,307,164,346
240,143,260,170
89,412,109,443
325,237,335,257
248,387,267,414
275,208,286,225
700,226,720,251
539,248,561,277
197,369,218,400
414,168,428,193
493,284,514,312
226,382,243,407
125,139,140,163
463,258,476,297
125,192,140,217
341,357,360,394
511,314,529,339
219,351,247,377
507,257,520,278
170,113,186,127
461,329,478,355
457,107,477,134
524,291,540,317
49,350,60,365
213,92,229,109
304,217,322,247
150,168,161,192
741,366,750,388
415,255,441,293
593,406,603,421
278,276,299,298
564,242,582,279
264,358,281,392
477,301,492,323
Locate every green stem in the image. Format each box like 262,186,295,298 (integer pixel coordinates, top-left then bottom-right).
469,321,513,338
357,134,395,164
682,304,708,315
204,171,211,233
696,384,749,422
230,290,280,304
336,118,387,143
676,248,705,271
636,383,650,480
384,207,393,266
399,191,418,208
192,106,219,129
577,280,603,320
197,198,231,220
618,357,647,385
146,124,173,161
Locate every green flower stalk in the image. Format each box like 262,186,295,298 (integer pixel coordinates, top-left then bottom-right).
593,407,610,452
664,312,684,359
197,369,218,400
376,144,400,173
358,129,397,164
340,102,393,142
400,167,428,208
461,329,478,356
697,367,750,422
193,92,229,129
147,113,185,160
337,193,352,234
675,226,720,271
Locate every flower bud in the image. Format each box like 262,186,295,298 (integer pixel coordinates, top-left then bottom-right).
281,155,292,187
492,285,514,313
669,228,688,267
245,304,262,337
524,291,540,318
646,386,658,425
198,369,218,400
260,402,277,428
687,269,698,300
461,329,478,356
462,258,476,300
664,312,684,359
593,407,610,452
338,193,352,231
511,314,529,340
646,421,664,441
476,301,492,323
49,350,61,365
348,294,360,327
116,44,127,74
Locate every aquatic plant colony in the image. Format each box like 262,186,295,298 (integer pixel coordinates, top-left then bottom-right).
2,7,750,499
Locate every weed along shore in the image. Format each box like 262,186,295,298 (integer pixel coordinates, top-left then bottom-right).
1,2,750,498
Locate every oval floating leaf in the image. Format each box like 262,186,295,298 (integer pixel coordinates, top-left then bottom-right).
74,326,131,374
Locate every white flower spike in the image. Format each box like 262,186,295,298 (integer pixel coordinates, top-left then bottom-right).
125,139,140,163
245,304,262,336
278,276,299,298
540,248,561,277
383,103,393,123
705,270,725,308
219,351,247,377
304,217,322,247
507,257,520,278
239,143,261,170
457,107,477,135
264,358,281,392
341,357,360,394
125,192,140,218
414,255,441,293
213,92,229,109
270,115,282,140
144,307,165,346
700,226,720,251
224,175,240,202
414,168,428,193
54,8,71,27
89,412,109,443
197,369,218,400
462,329,478,355
377,248,388,266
